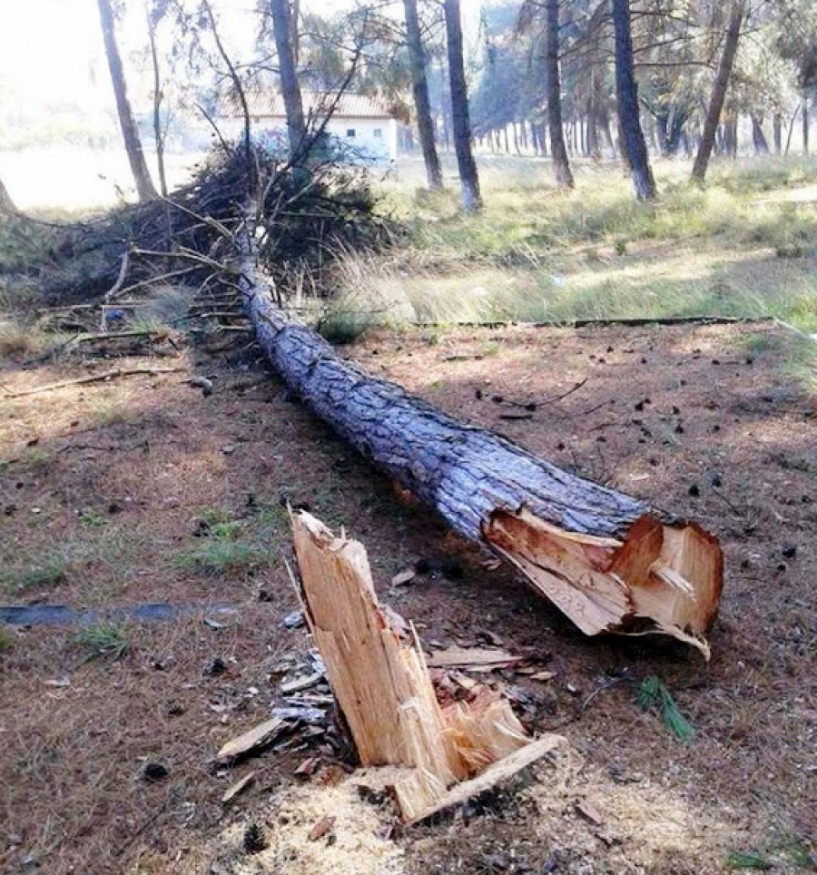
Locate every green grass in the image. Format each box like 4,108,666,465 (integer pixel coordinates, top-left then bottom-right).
637,675,696,742
726,851,772,871
1,552,72,594
0,626,12,654
353,155,817,335
76,623,128,660
174,507,280,576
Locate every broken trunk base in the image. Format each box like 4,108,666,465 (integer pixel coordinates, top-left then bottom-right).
290,511,566,823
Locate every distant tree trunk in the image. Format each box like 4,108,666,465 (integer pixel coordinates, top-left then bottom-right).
803,89,810,156
751,115,769,155
612,0,656,199
545,0,573,189
404,0,443,190
146,6,168,197
443,0,482,211
0,177,14,215
96,0,156,201
691,0,745,182
773,112,782,154
270,0,307,163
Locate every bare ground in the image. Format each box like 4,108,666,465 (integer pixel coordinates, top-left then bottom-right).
0,321,814,874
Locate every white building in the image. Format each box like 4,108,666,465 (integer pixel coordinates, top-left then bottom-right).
219,91,398,162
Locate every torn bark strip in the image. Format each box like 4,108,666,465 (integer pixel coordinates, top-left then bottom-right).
243,264,723,657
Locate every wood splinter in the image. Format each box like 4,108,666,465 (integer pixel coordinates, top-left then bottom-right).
291,510,566,823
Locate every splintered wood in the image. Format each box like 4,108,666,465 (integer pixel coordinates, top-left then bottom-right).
486,510,722,659
291,511,562,823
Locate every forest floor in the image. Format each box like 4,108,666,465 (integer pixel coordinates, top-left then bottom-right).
1,316,815,875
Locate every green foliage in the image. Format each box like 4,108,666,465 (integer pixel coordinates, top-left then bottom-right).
0,626,12,654
1,552,71,595
76,623,128,660
725,851,773,870
637,675,696,742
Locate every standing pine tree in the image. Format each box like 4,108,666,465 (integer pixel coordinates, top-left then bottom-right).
443,0,482,211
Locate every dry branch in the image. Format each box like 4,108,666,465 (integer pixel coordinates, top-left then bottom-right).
5,366,185,398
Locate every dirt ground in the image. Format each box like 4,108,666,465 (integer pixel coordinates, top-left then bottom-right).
0,320,815,874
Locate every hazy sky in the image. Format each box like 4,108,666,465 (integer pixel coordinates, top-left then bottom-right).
0,0,483,116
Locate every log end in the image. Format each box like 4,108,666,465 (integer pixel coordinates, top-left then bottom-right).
483,509,723,659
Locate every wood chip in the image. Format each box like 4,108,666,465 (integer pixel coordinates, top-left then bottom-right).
425,646,521,670
294,757,320,777
221,771,256,804
529,670,556,682
216,717,288,763
391,569,416,587
308,814,335,841
280,672,323,694
576,800,604,826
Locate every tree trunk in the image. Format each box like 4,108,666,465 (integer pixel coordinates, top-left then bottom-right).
291,511,551,824
269,0,307,163
96,0,156,202
240,261,723,659
443,0,482,211
612,0,656,199
751,115,768,155
803,89,810,157
691,0,745,182
544,0,574,189
146,7,168,197
773,112,782,154
0,176,15,215
404,0,443,191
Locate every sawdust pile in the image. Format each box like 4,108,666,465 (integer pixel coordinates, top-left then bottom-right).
208,768,408,875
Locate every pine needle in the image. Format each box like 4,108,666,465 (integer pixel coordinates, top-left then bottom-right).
725,850,772,870
637,675,696,742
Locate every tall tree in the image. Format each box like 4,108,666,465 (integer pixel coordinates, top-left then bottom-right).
96,0,157,202
545,0,574,189
443,0,482,211
0,176,14,215
404,0,443,190
146,1,168,197
612,0,656,199
269,0,307,162
691,0,746,182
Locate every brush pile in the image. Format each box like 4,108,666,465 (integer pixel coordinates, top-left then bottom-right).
1,141,392,308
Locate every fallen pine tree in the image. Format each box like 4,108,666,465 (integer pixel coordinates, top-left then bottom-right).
12,140,724,658
238,228,724,660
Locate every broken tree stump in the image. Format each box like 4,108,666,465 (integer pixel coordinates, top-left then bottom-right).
291,510,564,822
242,256,723,658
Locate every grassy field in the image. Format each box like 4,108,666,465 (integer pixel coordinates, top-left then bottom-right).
319,154,817,338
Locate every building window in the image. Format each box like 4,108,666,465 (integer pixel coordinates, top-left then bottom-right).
373,128,383,138
346,128,356,138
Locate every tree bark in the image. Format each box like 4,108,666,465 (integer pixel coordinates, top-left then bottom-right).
691,0,745,182
545,0,574,189
803,88,810,156
96,0,157,202
443,0,482,211
750,115,769,155
269,0,307,163
404,0,444,191
240,257,723,658
773,112,782,154
612,0,656,199
0,176,15,215
146,6,168,197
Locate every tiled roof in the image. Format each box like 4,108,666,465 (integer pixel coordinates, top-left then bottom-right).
222,90,393,119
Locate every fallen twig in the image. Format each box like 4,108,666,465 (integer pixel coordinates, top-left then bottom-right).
6,366,186,398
